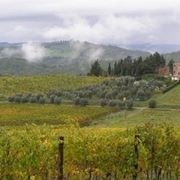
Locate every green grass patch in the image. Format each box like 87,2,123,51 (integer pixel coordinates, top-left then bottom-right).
157,84,180,107
92,108,180,128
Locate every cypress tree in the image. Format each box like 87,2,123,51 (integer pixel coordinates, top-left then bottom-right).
90,60,102,76
108,63,112,76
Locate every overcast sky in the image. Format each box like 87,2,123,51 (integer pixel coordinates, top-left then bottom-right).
1,0,180,45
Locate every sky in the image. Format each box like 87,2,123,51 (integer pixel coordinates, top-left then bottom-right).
1,0,180,45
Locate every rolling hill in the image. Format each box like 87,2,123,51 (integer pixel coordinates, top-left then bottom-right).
164,51,180,62
0,41,150,75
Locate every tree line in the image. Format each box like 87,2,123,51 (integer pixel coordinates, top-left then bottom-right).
89,52,167,77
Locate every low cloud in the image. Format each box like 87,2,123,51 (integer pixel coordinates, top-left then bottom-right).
0,42,46,63
21,42,46,63
69,41,104,62
88,48,104,61
1,48,21,58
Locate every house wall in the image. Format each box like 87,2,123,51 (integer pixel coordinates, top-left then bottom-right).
158,66,170,77
173,62,180,80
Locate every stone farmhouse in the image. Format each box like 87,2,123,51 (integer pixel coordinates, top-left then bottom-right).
172,62,180,81
158,62,180,81
158,66,170,77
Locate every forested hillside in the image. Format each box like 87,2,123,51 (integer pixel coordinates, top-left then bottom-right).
0,41,150,75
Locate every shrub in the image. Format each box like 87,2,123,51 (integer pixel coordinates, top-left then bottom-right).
74,97,80,105
148,100,157,108
36,93,43,101
8,96,15,102
105,92,113,99
108,100,117,107
126,99,133,110
112,90,118,97
76,91,84,98
100,99,108,107
50,95,55,104
47,90,57,98
26,93,32,97
21,96,29,103
79,98,89,106
117,100,125,109
29,96,38,103
38,97,46,104
56,91,63,97
136,89,146,101
54,96,61,105
14,96,21,103
83,90,93,98
98,91,107,98
63,91,72,99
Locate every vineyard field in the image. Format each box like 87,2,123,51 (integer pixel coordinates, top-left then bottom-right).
0,75,179,179
0,104,114,126
0,124,179,179
0,74,106,96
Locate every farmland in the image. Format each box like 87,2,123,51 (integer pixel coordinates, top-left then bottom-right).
0,74,106,96
0,124,179,179
0,74,178,128
0,75,179,128
0,74,179,179
0,104,114,126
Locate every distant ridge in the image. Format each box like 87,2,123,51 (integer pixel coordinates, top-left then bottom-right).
0,41,150,75
164,51,180,62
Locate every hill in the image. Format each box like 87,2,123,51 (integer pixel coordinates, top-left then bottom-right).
0,41,150,75
119,43,180,53
157,84,180,108
164,51,180,62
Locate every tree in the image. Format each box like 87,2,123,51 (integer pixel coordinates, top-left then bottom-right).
114,61,118,76
29,96,38,103
90,60,102,76
50,95,55,104
168,59,174,75
100,99,108,107
54,96,61,105
108,63,112,76
39,97,46,104
79,98,89,106
74,97,80,105
8,96,15,102
148,100,157,108
126,99,133,110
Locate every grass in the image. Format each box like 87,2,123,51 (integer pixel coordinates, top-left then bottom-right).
0,74,106,96
135,84,180,108
92,85,180,129
157,84,180,108
0,103,115,126
91,108,180,128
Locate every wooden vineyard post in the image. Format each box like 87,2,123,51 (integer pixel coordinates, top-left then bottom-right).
132,134,140,180
58,136,64,180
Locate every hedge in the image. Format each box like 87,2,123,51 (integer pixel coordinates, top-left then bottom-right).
162,81,179,93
